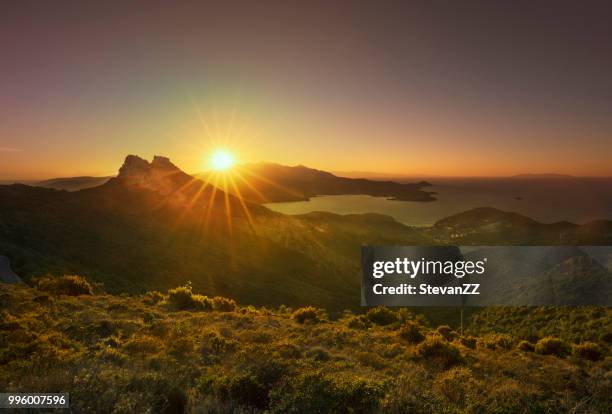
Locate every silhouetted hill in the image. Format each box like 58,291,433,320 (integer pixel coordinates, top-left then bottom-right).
36,176,113,191
0,155,427,310
203,162,436,202
109,155,272,219
2,156,611,310
512,173,575,179
427,207,612,244
458,246,612,306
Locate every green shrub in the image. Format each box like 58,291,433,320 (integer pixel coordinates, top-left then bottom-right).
572,342,603,361
458,336,477,349
276,342,302,359
200,331,237,360
292,306,320,324
244,331,273,343
32,294,52,304
199,360,290,410
143,291,166,305
212,296,237,312
97,347,128,365
347,315,370,330
535,337,569,357
517,340,535,352
210,373,268,409
399,321,425,344
381,365,433,413
167,335,196,358
479,333,514,350
148,375,191,413
270,372,384,413
436,325,458,341
166,283,212,311
366,307,399,326
433,367,477,405
380,343,404,359
35,275,93,296
599,332,612,344
101,335,121,349
356,351,387,369
249,359,291,399
416,336,463,367
477,377,544,414
277,304,290,314
306,346,331,361
123,335,162,355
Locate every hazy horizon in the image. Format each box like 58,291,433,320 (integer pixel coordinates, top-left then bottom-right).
3,154,612,183
2,2,612,179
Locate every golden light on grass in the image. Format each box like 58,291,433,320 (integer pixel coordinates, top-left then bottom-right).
209,149,235,171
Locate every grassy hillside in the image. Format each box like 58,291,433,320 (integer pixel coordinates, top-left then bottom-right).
2,179,612,313
427,207,612,245
468,306,611,345
0,182,427,311
1,279,610,413
2,157,611,414
2,157,610,312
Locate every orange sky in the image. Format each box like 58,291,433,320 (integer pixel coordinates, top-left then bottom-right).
2,2,612,180
1,104,611,180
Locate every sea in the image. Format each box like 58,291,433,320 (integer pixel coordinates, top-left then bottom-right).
265,177,612,226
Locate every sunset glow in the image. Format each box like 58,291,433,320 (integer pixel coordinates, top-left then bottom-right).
209,150,235,171
1,2,612,180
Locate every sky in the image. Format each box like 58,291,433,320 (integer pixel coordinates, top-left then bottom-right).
1,1,612,179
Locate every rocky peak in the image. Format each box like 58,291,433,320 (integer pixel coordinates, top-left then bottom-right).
115,154,189,197
118,155,150,178
117,155,181,178
151,155,180,171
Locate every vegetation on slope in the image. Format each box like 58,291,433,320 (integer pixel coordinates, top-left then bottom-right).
0,181,429,312
1,278,610,413
2,156,611,313
468,306,611,345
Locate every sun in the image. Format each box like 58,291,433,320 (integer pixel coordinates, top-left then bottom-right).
209,149,236,171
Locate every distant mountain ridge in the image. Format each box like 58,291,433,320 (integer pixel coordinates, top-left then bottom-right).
428,207,612,244
202,162,436,203
112,154,269,218
36,176,113,191
33,161,436,202
512,173,575,179
0,155,428,309
1,155,611,310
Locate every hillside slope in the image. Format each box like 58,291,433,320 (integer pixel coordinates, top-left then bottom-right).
2,157,611,310
0,281,609,413
36,176,113,191
427,207,612,244
0,156,427,310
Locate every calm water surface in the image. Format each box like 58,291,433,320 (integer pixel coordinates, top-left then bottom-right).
265,178,612,226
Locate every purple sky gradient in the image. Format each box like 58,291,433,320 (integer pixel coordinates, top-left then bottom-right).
1,1,611,179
